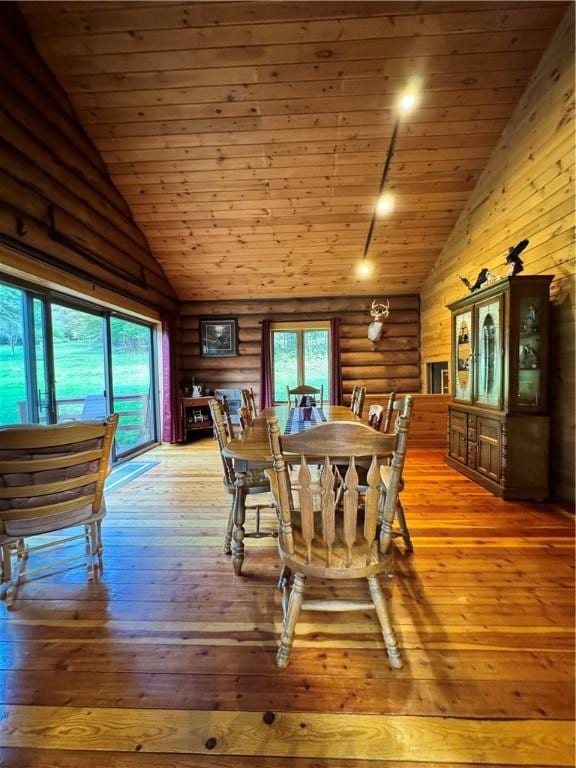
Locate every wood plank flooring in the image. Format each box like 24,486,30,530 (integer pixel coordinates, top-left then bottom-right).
0,440,574,767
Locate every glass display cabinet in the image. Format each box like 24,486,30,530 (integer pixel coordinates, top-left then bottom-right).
447,275,553,499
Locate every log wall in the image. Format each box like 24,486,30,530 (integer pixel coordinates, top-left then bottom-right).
180,294,421,400
419,8,575,499
0,5,176,314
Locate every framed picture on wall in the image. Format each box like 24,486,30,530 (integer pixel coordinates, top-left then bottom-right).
199,318,238,357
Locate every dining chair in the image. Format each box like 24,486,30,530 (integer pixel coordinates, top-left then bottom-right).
286,384,324,409
0,414,119,607
241,388,258,421
382,391,398,433
350,385,366,417
219,394,236,438
209,399,276,555
368,404,384,431
238,405,254,430
266,416,409,670
379,395,414,553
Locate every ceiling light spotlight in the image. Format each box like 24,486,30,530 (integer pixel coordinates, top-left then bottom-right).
356,260,373,278
376,193,395,216
398,87,419,115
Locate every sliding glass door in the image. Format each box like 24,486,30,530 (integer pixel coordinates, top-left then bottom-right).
110,316,155,457
0,277,158,459
0,283,30,424
51,303,107,422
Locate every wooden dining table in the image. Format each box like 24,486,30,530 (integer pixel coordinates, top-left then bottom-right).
221,404,363,575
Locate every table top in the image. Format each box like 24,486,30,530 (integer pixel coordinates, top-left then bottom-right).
222,404,363,462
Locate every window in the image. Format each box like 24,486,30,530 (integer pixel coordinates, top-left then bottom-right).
271,321,330,404
427,361,449,394
0,277,159,460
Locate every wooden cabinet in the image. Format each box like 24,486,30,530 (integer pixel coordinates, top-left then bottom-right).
446,276,553,499
180,396,213,441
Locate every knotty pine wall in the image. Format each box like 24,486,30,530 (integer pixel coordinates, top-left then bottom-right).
0,5,176,314
180,295,421,401
420,8,575,499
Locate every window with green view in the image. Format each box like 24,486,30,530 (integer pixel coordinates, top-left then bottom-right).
272,325,330,404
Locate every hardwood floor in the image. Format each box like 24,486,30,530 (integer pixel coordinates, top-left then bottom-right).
1,440,574,767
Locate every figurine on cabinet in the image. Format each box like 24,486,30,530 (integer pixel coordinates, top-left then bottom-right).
505,239,529,276
458,268,491,293
520,344,539,369
521,304,539,333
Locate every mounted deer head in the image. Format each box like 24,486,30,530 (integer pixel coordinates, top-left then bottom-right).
368,299,390,342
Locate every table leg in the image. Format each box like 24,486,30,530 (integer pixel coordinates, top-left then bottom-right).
231,470,247,576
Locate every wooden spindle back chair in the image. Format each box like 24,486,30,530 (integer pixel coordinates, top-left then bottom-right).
219,394,235,439
368,404,385,431
266,416,409,669
382,391,397,433
378,395,414,553
238,405,254,431
350,385,367,417
0,414,118,607
209,400,275,555
241,388,258,421
286,384,324,409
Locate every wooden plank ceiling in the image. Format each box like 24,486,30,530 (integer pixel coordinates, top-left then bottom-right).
21,1,566,301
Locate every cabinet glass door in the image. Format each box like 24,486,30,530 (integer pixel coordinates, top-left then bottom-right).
475,297,503,408
454,310,473,402
516,295,543,408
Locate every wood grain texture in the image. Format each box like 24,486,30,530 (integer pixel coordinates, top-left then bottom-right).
419,7,575,500
19,1,568,300
180,294,423,423
0,439,573,767
0,4,177,312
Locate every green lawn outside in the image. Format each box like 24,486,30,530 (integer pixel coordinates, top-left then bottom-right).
273,330,330,403
0,340,153,452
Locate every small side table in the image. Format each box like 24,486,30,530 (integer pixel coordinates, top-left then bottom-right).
180,396,213,442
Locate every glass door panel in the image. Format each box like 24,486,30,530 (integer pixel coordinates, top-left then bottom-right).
50,303,107,422
516,295,543,408
272,331,298,403
0,282,30,424
454,310,472,402
303,329,329,400
110,316,155,455
475,297,503,409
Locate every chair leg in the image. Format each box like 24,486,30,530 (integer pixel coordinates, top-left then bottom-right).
95,520,104,572
223,500,234,555
396,501,413,554
84,525,95,581
367,575,403,669
277,565,292,620
1,543,15,608
276,572,305,669
2,541,27,609
89,521,104,577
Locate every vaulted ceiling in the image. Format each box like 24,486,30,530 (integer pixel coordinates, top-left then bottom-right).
21,1,566,300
